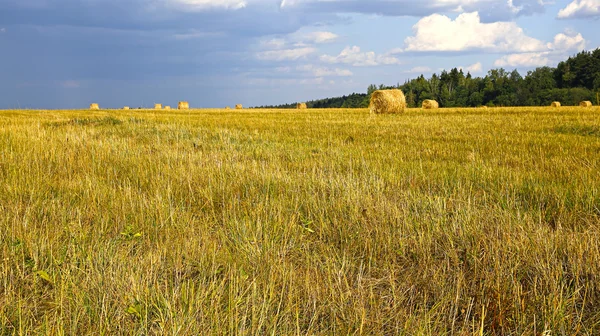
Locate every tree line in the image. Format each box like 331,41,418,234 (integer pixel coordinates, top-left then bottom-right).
256,48,600,109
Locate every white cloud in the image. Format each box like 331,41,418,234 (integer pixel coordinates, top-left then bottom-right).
320,46,401,67
255,31,338,63
548,31,586,51
167,0,247,11
260,38,287,49
297,64,353,77
256,47,316,61
404,66,433,73
404,12,547,53
301,31,338,44
466,62,483,73
278,0,547,19
557,0,600,19
494,53,549,67
493,30,586,68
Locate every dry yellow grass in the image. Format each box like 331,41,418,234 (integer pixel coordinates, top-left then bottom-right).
369,89,406,114
2,106,600,334
422,100,439,109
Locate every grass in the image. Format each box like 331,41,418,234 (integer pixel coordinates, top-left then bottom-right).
1,106,599,335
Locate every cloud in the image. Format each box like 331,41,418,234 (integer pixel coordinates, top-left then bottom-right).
320,46,401,67
494,31,586,67
279,0,547,20
256,47,317,61
404,66,433,73
494,53,550,67
403,12,547,53
275,66,291,73
260,38,287,49
0,28,5,33
165,0,247,11
557,0,600,19
297,64,353,77
549,31,586,51
301,31,338,44
462,62,483,73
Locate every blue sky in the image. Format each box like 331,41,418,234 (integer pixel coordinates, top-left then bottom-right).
0,0,599,109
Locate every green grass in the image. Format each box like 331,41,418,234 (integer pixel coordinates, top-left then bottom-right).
1,106,600,335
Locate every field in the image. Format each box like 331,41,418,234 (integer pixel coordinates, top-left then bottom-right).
1,106,600,335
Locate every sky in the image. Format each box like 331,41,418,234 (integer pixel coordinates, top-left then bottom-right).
0,0,599,109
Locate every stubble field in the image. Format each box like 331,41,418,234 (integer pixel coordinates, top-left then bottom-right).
1,106,600,335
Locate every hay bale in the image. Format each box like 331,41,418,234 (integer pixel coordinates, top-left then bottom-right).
225,106,231,110
164,106,171,110
235,104,243,110
579,101,592,107
422,99,439,109
369,89,406,114
297,103,307,109
90,103,99,110
551,101,561,107
123,106,130,110
482,106,488,109
178,101,189,110
154,103,162,110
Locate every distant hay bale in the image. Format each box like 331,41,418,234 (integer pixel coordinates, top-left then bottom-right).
154,103,162,110
164,106,171,110
123,106,130,110
369,89,406,114
235,104,243,110
178,101,189,110
225,106,231,110
482,106,488,109
579,101,592,107
551,101,561,107
422,99,439,109
297,103,307,109
90,103,99,110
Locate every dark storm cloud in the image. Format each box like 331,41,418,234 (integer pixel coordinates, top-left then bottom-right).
0,0,336,83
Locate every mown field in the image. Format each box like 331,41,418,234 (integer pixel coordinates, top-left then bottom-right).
1,106,600,335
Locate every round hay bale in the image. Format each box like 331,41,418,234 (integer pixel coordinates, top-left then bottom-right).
123,106,130,110
225,106,231,110
164,106,171,110
154,103,162,110
235,104,243,110
297,103,308,109
482,106,488,109
369,89,406,114
178,101,189,110
551,101,561,107
90,103,99,110
579,101,592,107
422,99,439,109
